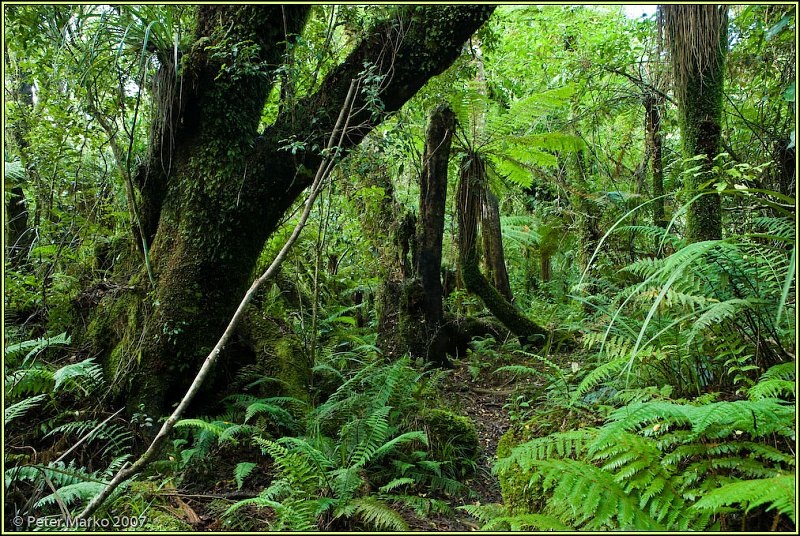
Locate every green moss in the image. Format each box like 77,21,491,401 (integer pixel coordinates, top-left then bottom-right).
139,509,192,532
422,408,479,477
495,424,542,514
240,306,310,403
85,289,143,397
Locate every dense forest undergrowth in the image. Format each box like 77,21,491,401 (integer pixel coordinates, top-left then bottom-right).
3,4,796,532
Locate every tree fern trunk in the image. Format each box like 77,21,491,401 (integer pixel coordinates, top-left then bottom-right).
457,154,548,346
481,189,514,301
664,5,727,242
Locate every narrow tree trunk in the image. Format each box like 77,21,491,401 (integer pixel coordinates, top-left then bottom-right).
6,187,31,265
646,93,666,227
481,190,513,301
540,251,551,283
413,104,456,365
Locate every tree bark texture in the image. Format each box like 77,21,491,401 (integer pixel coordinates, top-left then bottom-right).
457,154,547,346
645,93,666,227
481,189,513,301
96,5,495,413
411,103,455,365
664,5,727,242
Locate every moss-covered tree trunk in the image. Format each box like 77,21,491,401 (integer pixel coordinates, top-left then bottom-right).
6,76,35,266
664,5,727,242
412,104,456,365
94,5,495,414
457,154,548,346
646,92,666,227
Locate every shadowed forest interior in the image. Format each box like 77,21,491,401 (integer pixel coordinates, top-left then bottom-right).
3,3,797,532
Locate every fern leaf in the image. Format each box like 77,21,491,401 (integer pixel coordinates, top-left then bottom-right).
52,358,104,394
378,477,415,493
346,496,408,531
692,474,796,524
483,512,575,531
34,481,106,509
5,394,47,424
234,462,257,490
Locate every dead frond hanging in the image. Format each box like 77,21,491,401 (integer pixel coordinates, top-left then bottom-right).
662,4,728,103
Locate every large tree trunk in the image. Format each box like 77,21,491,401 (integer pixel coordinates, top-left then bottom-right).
663,5,727,242
96,5,495,414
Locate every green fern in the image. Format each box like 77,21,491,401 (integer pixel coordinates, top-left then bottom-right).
4,332,71,365
234,462,257,490
34,481,107,509
692,474,796,523
4,394,47,424
336,496,408,531
52,358,104,394
498,368,795,530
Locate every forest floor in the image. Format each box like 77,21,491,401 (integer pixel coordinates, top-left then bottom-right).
405,353,538,531
158,354,537,531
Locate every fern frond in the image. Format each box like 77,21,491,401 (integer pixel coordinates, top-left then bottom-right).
52,358,104,394
5,394,47,424
343,496,408,531
692,474,796,524
534,458,663,530
234,462,257,490
370,431,427,463
575,356,629,400
34,481,106,509
496,429,593,474
346,406,391,468
4,332,71,364
6,368,55,398
483,512,575,531
173,418,226,436
748,379,795,400
378,477,415,493
759,361,796,382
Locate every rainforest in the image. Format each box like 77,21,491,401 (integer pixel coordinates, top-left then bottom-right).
3,4,796,532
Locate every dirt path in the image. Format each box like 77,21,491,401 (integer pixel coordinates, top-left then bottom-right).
407,359,520,530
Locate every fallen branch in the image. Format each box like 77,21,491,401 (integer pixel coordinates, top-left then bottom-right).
74,79,360,521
